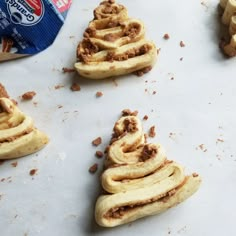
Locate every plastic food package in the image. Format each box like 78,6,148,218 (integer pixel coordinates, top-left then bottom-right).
0,0,72,62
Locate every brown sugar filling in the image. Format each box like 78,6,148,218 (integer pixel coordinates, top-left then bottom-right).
106,44,152,62
103,177,188,219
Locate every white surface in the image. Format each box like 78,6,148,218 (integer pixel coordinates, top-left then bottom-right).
0,0,236,235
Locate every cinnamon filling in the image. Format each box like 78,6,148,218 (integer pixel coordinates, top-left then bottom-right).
106,44,152,62
0,127,34,143
124,23,141,38
103,177,188,219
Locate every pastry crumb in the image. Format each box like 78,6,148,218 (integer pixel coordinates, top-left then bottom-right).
96,91,103,97
143,115,148,120
29,169,38,176
92,137,102,146
163,33,170,40
180,41,185,47
89,163,98,173
54,84,64,90
149,125,156,137
95,150,104,158
21,91,36,100
62,67,75,73
71,83,81,91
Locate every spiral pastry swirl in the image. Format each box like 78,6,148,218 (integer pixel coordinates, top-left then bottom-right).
95,112,201,227
0,98,49,159
75,0,157,79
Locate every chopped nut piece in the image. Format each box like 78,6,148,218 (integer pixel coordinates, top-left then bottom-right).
96,91,103,97
95,150,104,158
29,169,38,176
163,33,170,39
22,91,36,100
92,137,102,146
71,83,81,91
180,41,185,47
143,115,148,120
62,67,75,73
89,163,98,173
149,125,156,137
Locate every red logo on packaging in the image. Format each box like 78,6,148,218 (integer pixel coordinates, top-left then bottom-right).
51,0,72,13
26,0,43,16
6,0,45,26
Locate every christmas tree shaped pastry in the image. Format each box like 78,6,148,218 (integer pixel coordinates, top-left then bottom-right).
75,0,157,79
95,110,201,227
0,84,49,160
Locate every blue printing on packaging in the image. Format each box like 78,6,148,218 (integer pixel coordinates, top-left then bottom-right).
0,0,72,54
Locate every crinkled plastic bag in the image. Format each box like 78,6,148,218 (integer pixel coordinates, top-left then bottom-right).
0,0,72,62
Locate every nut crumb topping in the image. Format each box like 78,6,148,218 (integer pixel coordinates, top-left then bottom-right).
92,137,102,146
95,150,104,158
89,163,98,173
149,125,156,137
180,41,185,47
11,162,18,167
29,169,38,176
163,33,170,39
71,83,81,91
22,91,36,100
62,67,75,73
96,91,103,97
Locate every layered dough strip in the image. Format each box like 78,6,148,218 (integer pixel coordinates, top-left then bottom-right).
0,97,49,159
95,112,201,227
75,0,157,79
75,40,157,79
96,174,201,227
219,0,236,56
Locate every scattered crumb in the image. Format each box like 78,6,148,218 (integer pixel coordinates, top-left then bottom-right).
180,57,183,61
163,33,170,40
152,91,157,95
29,169,38,176
62,67,75,73
149,126,156,137
96,91,103,97
1,178,5,182
54,84,64,90
57,105,63,109
170,77,174,80
69,36,75,39
143,115,148,120
192,172,199,177
11,162,18,167
89,163,98,173
216,138,224,144
197,144,207,152
71,83,81,91
180,41,185,47
21,91,36,100
95,151,104,158
92,137,102,146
